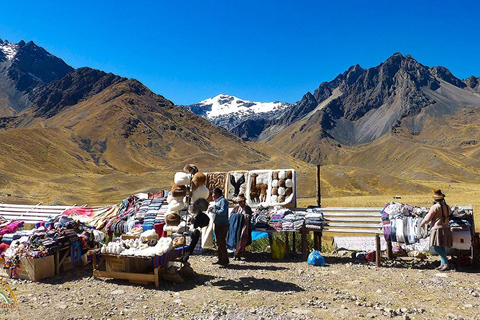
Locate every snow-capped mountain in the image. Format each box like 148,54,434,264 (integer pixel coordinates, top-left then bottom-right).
0,40,19,61
181,94,291,130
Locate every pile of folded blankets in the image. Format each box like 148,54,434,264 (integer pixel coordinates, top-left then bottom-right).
304,208,326,230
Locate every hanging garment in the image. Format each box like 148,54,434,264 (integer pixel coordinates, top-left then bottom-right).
226,213,244,250
201,211,215,248
407,216,417,244
390,218,397,242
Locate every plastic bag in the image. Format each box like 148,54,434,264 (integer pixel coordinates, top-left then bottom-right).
307,250,326,266
271,239,286,260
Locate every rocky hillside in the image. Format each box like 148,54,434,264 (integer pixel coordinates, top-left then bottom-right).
0,39,73,116
237,54,480,147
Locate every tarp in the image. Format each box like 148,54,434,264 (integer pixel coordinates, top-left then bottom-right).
251,231,268,241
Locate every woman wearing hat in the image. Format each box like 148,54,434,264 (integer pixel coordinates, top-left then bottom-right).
231,193,253,260
420,189,453,271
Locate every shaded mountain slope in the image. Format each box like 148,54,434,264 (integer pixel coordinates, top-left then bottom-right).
0,39,73,116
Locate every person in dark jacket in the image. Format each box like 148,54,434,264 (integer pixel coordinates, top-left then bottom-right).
232,193,252,260
209,188,230,266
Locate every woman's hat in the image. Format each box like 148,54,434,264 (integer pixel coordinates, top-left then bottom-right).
236,193,246,202
433,188,445,200
166,213,181,226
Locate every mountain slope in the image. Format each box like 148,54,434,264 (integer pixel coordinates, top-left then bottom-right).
262,54,480,163
7,68,269,174
0,39,73,116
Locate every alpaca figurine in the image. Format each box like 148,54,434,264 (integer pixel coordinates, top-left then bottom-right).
249,173,260,202
258,184,268,202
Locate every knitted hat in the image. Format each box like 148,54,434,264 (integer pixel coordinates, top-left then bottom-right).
285,188,293,197
192,172,207,190
174,172,191,186
168,199,185,212
171,184,187,198
166,213,181,226
433,189,445,200
191,185,209,202
192,211,210,228
183,164,199,175
192,198,209,213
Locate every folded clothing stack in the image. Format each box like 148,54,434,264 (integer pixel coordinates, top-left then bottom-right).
293,212,306,230
142,213,157,231
253,213,269,229
305,210,326,231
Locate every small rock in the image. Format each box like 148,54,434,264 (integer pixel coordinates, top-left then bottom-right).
434,273,448,278
292,308,313,315
366,313,376,318
446,313,457,319
111,290,125,295
471,292,479,297
464,304,473,308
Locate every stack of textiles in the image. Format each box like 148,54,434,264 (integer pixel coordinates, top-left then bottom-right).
143,212,157,231
252,211,269,230
293,212,306,230
135,199,152,220
304,208,326,230
281,213,295,231
381,202,429,244
268,211,285,231
449,205,473,231
0,221,24,237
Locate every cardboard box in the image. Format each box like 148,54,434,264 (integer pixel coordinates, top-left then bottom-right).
452,230,472,250
13,256,55,281
105,255,152,273
61,253,88,272
106,255,128,272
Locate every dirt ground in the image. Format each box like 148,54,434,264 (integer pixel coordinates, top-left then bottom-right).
2,250,480,320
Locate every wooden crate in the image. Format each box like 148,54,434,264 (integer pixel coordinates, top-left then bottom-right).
93,254,160,287
1,256,55,281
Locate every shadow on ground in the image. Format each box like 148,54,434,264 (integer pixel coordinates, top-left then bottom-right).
211,277,305,292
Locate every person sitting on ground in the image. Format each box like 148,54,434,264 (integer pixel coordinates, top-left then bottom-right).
420,189,453,271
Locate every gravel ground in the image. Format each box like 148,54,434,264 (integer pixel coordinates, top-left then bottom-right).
3,251,480,320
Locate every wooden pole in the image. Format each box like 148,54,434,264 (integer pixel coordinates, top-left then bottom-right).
316,164,321,207
375,234,381,267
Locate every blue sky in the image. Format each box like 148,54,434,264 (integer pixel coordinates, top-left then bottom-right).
1,1,479,105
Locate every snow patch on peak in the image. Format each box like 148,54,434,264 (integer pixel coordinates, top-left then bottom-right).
0,41,19,61
200,94,287,118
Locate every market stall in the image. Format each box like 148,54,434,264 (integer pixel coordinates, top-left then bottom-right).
0,214,106,281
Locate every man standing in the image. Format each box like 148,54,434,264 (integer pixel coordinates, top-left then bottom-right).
209,188,230,266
